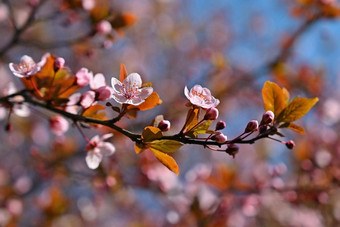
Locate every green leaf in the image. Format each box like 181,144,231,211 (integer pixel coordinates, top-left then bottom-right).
262,81,287,118
277,97,319,122
193,120,213,134
142,126,162,142
149,140,183,154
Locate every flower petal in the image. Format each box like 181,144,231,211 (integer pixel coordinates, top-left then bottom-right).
139,87,153,100
184,86,191,99
111,77,123,92
101,133,113,140
124,73,142,88
85,151,103,169
98,142,116,156
90,73,106,90
112,93,129,104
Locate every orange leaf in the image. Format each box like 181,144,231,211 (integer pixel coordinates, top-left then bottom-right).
277,97,319,123
288,123,305,134
82,104,107,120
150,148,179,175
137,92,162,111
262,81,287,118
119,64,128,82
127,92,162,112
184,108,199,133
142,126,162,142
111,13,136,29
135,143,145,154
149,140,182,154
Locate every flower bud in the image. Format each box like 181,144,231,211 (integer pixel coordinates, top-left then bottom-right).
226,144,239,158
158,120,171,131
259,125,267,134
204,107,219,120
261,111,274,125
244,120,259,133
215,120,226,131
53,57,65,71
96,86,112,101
96,20,112,35
212,132,227,144
27,0,39,7
75,68,92,87
285,140,295,149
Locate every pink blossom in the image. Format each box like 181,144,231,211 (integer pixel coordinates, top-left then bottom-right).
49,115,69,136
90,73,106,90
75,68,93,87
89,73,113,101
65,93,81,114
0,83,30,119
80,91,96,109
85,133,116,169
184,85,219,109
9,55,40,78
111,73,153,105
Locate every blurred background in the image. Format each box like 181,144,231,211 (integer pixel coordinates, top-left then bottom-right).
0,0,340,226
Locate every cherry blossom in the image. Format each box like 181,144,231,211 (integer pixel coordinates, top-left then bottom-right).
184,85,219,109
49,115,69,136
65,93,81,114
80,91,96,109
111,73,153,105
9,55,40,78
0,83,30,119
90,73,113,101
85,133,116,169
75,68,93,87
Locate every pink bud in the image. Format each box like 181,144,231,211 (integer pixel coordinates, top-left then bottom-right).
245,120,259,133
27,0,39,7
204,107,219,120
49,115,69,136
158,120,171,131
96,86,112,101
96,20,112,35
212,132,227,144
261,111,274,125
80,91,96,109
215,120,226,131
226,144,239,158
54,57,65,71
285,140,295,149
75,68,93,87
102,40,113,49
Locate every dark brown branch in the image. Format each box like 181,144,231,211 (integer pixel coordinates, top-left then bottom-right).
0,90,276,150
0,0,48,56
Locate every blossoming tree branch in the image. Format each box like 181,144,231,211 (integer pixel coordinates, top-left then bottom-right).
0,54,319,174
